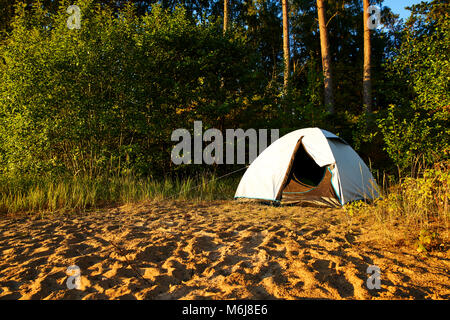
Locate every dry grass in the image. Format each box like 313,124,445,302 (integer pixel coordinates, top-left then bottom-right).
345,161,449,253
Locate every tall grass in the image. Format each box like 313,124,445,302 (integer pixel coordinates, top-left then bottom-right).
346,161,449,249
374,162,448,226
2,160,448,251
0,173,240,216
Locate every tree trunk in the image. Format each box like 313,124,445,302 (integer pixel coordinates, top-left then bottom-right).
282,0,290,93
316,0,334,113
363,0,372,113
224,0,229,34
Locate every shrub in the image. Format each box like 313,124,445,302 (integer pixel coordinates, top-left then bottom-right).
0,0,264,177
378,2,449,171
345,161,449,250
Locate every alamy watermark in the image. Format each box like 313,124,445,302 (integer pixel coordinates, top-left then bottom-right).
65,4,382,31
66,5,81,30
171,121,279,165
366,265,381,290
66,265,81,290
367,5,381,30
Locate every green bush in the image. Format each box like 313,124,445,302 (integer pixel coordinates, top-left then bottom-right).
377,1,449,171
0,0,265,177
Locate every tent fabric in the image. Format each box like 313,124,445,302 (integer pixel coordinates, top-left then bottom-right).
327,139,379,204
234,127,379,206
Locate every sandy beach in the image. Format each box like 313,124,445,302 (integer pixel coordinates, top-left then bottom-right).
0,200,448,300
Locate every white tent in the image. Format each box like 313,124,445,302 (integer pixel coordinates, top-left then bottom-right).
234,128,379,207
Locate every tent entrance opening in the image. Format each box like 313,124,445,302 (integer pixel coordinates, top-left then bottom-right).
290,144,326,187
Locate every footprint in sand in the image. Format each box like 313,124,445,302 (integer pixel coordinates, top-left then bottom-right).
136,243,176,264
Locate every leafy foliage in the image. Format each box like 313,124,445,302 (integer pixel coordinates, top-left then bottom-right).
0,0,447,179
0,0,271,177
378,0,449,170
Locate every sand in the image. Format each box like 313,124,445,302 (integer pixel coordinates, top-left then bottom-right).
0,200,448,300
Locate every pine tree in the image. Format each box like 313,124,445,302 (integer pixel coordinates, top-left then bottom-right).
317,0,334,113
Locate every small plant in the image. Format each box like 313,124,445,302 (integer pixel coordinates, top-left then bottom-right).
341,161,449,249
415,229,441,254
344,200,367,217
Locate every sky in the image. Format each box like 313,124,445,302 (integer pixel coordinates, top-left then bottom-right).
382,0,427,20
